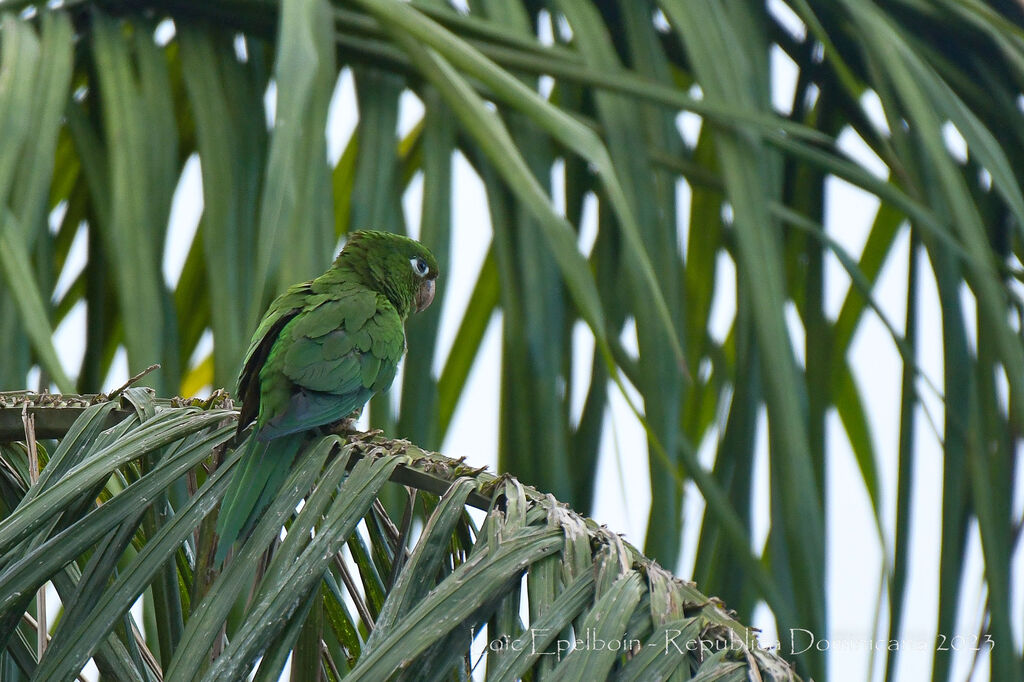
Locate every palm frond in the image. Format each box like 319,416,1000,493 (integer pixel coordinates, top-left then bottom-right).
1,395,797,681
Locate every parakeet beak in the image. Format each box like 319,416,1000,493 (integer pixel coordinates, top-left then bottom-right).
415,278,436,313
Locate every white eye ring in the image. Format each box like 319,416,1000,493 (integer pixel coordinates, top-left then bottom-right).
410,257,429,277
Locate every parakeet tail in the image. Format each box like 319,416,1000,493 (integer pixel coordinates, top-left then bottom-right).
214,434,303,564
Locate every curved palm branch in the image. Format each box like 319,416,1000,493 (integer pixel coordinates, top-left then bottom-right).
1,393,798,681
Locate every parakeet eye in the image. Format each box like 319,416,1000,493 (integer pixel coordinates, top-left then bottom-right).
410,256,429,277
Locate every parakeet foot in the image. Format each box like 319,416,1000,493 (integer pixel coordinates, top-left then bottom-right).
326,416,361,434
325,422,383,441
314,406,363,436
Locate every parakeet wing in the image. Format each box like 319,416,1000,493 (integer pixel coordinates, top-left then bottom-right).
236,283,312,431
256,289,404,440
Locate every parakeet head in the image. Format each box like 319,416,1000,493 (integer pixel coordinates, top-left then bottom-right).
335,230,439,317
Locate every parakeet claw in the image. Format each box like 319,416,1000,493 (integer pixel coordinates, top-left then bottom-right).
326,416,361,435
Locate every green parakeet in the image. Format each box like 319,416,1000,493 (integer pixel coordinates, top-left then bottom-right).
215,230,439,563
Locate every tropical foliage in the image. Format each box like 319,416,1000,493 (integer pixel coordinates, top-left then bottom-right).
0,0,1022,680
0,392,797,680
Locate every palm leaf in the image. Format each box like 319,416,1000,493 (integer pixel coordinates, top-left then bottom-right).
0,395,797,681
